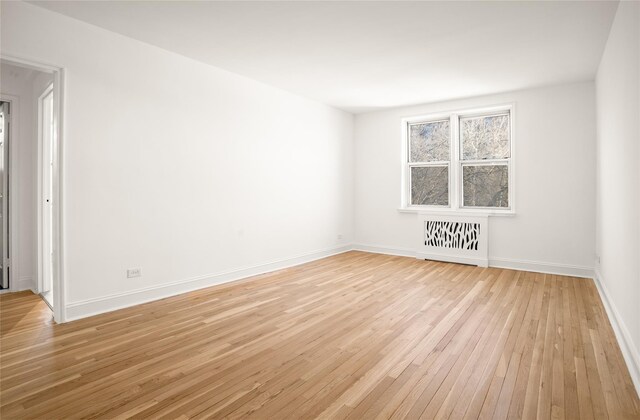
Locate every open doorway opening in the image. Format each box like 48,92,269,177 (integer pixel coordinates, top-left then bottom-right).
0,57,64,322
0,102,9,291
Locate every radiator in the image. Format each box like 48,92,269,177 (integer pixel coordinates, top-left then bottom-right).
417,214,488,267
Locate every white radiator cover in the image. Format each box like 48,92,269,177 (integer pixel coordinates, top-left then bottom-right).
417,214,489,267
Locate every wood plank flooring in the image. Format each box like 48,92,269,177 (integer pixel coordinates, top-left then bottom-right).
1,251,638,419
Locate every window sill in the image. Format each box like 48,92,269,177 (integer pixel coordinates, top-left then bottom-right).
397,207,516,217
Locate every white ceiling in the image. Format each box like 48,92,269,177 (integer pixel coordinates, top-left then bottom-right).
28,1,618,113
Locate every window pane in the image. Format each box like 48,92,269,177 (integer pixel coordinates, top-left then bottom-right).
463,165,508,208
461,114,510,160
411,166,448,206
409,120,450,162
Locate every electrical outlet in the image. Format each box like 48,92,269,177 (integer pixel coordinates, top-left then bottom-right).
127,268,141,278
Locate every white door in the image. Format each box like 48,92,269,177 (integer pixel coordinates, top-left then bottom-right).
0,102,9,290
40,87,54,295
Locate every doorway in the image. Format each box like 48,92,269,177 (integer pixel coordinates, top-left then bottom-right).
0,101,9,290
0,56,65,322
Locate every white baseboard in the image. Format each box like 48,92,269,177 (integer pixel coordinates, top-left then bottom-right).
353,245,488,267
351,244,418,258
64,242,594,317
418,252,488,267
65,244,352,322
353,243,594,277
60,242,637,398
593,269,640,397
16,277,33,292
489,257,594,278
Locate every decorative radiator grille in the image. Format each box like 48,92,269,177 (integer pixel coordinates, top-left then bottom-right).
418,214,488,267
424,221,480,251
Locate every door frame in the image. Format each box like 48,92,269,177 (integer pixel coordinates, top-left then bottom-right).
0,95,19,295
1,54,67,323
37,83,54,300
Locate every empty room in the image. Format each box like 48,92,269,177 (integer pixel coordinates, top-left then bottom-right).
0,0,639,419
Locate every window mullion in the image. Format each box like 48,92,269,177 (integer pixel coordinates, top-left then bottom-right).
452,114,460,210
460,159,509,166
409,161,450,167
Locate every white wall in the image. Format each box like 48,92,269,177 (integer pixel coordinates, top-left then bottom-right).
354,82,597,276
0,63,52,291
595,0,640,391
1,1,354,318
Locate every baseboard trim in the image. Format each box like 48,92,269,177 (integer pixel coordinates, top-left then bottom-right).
61,242,637,398
352,244,594,277
593,269,640,397
16,277,33,292
353,245,489,267
65,244,352,322
489,257,594,278
351,244,418,258
417,252,488,267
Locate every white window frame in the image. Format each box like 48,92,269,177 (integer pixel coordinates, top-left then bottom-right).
407,117,452,209
400,104,515,215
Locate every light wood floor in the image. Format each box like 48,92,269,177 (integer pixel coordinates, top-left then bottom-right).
1,251,639,419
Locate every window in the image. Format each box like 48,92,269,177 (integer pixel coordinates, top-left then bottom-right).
403,106,513,212
408,119,450,206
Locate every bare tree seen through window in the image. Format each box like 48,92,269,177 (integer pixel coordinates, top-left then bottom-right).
410,120,450,162
411,166,448,205
463,165,508,207
460,114,510,208
461,114,510,160
409,120,450,206
407,110,510,209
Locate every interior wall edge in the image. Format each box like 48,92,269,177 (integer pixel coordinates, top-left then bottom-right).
594,269,640,397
